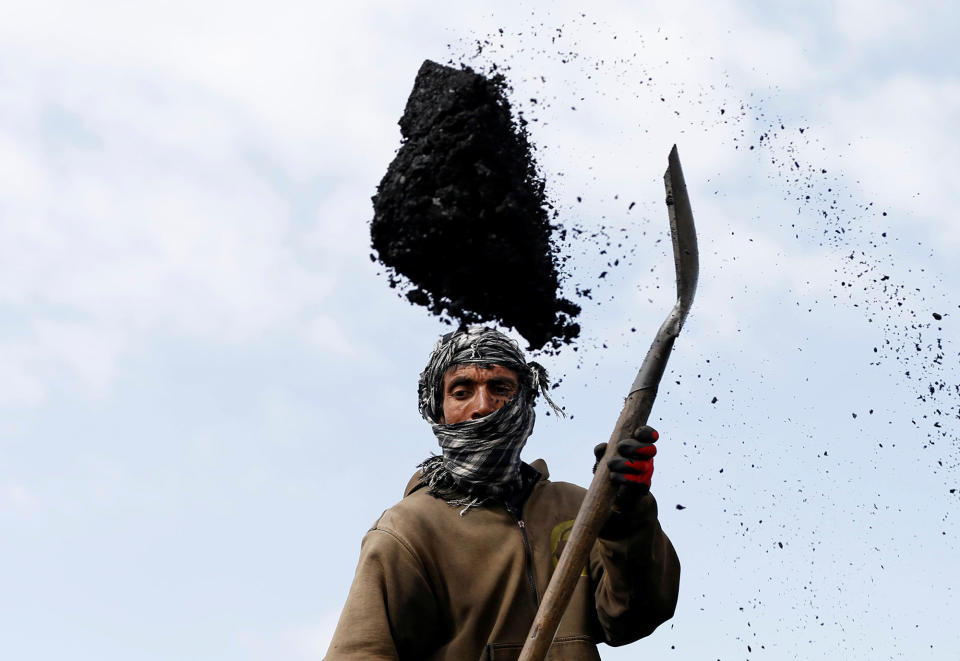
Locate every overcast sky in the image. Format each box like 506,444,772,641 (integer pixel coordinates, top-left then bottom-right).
1,1,958,660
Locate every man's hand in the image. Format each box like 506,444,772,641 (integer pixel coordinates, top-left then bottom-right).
593,425,659,496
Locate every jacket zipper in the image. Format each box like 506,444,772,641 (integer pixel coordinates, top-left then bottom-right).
506,504,539,608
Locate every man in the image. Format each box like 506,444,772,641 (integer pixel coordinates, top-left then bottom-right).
325,326,680,660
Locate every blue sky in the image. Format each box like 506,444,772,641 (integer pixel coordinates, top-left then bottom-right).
1,1,958,659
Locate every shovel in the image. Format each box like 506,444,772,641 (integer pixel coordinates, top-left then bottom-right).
517,145,699,661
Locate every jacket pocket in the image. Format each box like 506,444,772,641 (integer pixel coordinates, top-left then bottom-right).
483,635,600,661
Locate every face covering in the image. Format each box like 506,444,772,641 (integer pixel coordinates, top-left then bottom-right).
416,326,561,513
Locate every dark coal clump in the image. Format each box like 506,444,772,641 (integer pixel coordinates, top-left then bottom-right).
371,59,580,350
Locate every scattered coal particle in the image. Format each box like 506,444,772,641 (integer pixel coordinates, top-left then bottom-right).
932,312,942,320
711,396,718,404
675,504,686,510
371,60,580,350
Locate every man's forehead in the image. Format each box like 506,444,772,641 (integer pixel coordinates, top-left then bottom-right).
443,363,519,381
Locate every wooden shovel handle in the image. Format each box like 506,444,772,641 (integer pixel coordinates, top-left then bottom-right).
516,386,656,661
518,145,696,661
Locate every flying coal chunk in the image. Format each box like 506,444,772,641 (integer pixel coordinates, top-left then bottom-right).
370,59,580,350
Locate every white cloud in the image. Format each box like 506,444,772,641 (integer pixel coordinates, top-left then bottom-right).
0,340,46,406
0,132,45,199
0,2,455,407
0,52,340,402
33,320,127,393
599,0,818,89
818,74,960,247
629,212,842,346
1,484,35,511
0,1,437,176
833,0,917,45
309,185,377,268
303,315,356,357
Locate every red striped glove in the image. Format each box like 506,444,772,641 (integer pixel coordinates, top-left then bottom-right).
593,425,659,494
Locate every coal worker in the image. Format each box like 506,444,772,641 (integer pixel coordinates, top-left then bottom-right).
324,326,680,660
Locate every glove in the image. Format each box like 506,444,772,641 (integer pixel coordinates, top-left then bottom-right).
593,425,659,495
594,425,660,537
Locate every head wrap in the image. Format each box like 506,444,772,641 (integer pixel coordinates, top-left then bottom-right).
416,326,562,514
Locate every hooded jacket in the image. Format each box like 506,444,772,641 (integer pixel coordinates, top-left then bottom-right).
324,459,680,660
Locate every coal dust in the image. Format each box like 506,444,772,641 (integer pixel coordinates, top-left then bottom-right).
371,60,580,351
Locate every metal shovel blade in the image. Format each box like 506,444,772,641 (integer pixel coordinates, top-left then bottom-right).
630,144,699,395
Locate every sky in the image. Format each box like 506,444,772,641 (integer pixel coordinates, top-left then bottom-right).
1,1,958,659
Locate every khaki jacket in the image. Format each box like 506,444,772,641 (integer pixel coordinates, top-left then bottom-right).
325,459,680,660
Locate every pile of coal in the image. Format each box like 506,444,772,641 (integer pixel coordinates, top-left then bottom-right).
371,59,580,350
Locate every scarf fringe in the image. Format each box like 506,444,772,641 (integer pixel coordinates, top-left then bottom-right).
417,456,488,515
528,361,565,418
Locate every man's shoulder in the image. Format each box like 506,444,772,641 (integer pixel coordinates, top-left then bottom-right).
370,474,454,540
529,474,587,516
527,458,587,499
526,458,587,498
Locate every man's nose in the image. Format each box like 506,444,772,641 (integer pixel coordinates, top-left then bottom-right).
471,389,496,419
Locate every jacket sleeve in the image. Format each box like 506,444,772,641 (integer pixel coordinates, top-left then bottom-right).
588,492,681,646
324,526,441,660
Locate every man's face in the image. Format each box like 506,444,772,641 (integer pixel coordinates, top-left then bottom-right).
441,363,520,424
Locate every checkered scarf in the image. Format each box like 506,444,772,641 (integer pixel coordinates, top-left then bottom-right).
417,326,562,514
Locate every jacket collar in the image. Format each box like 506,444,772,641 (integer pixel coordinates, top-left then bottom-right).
404,458,549,498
